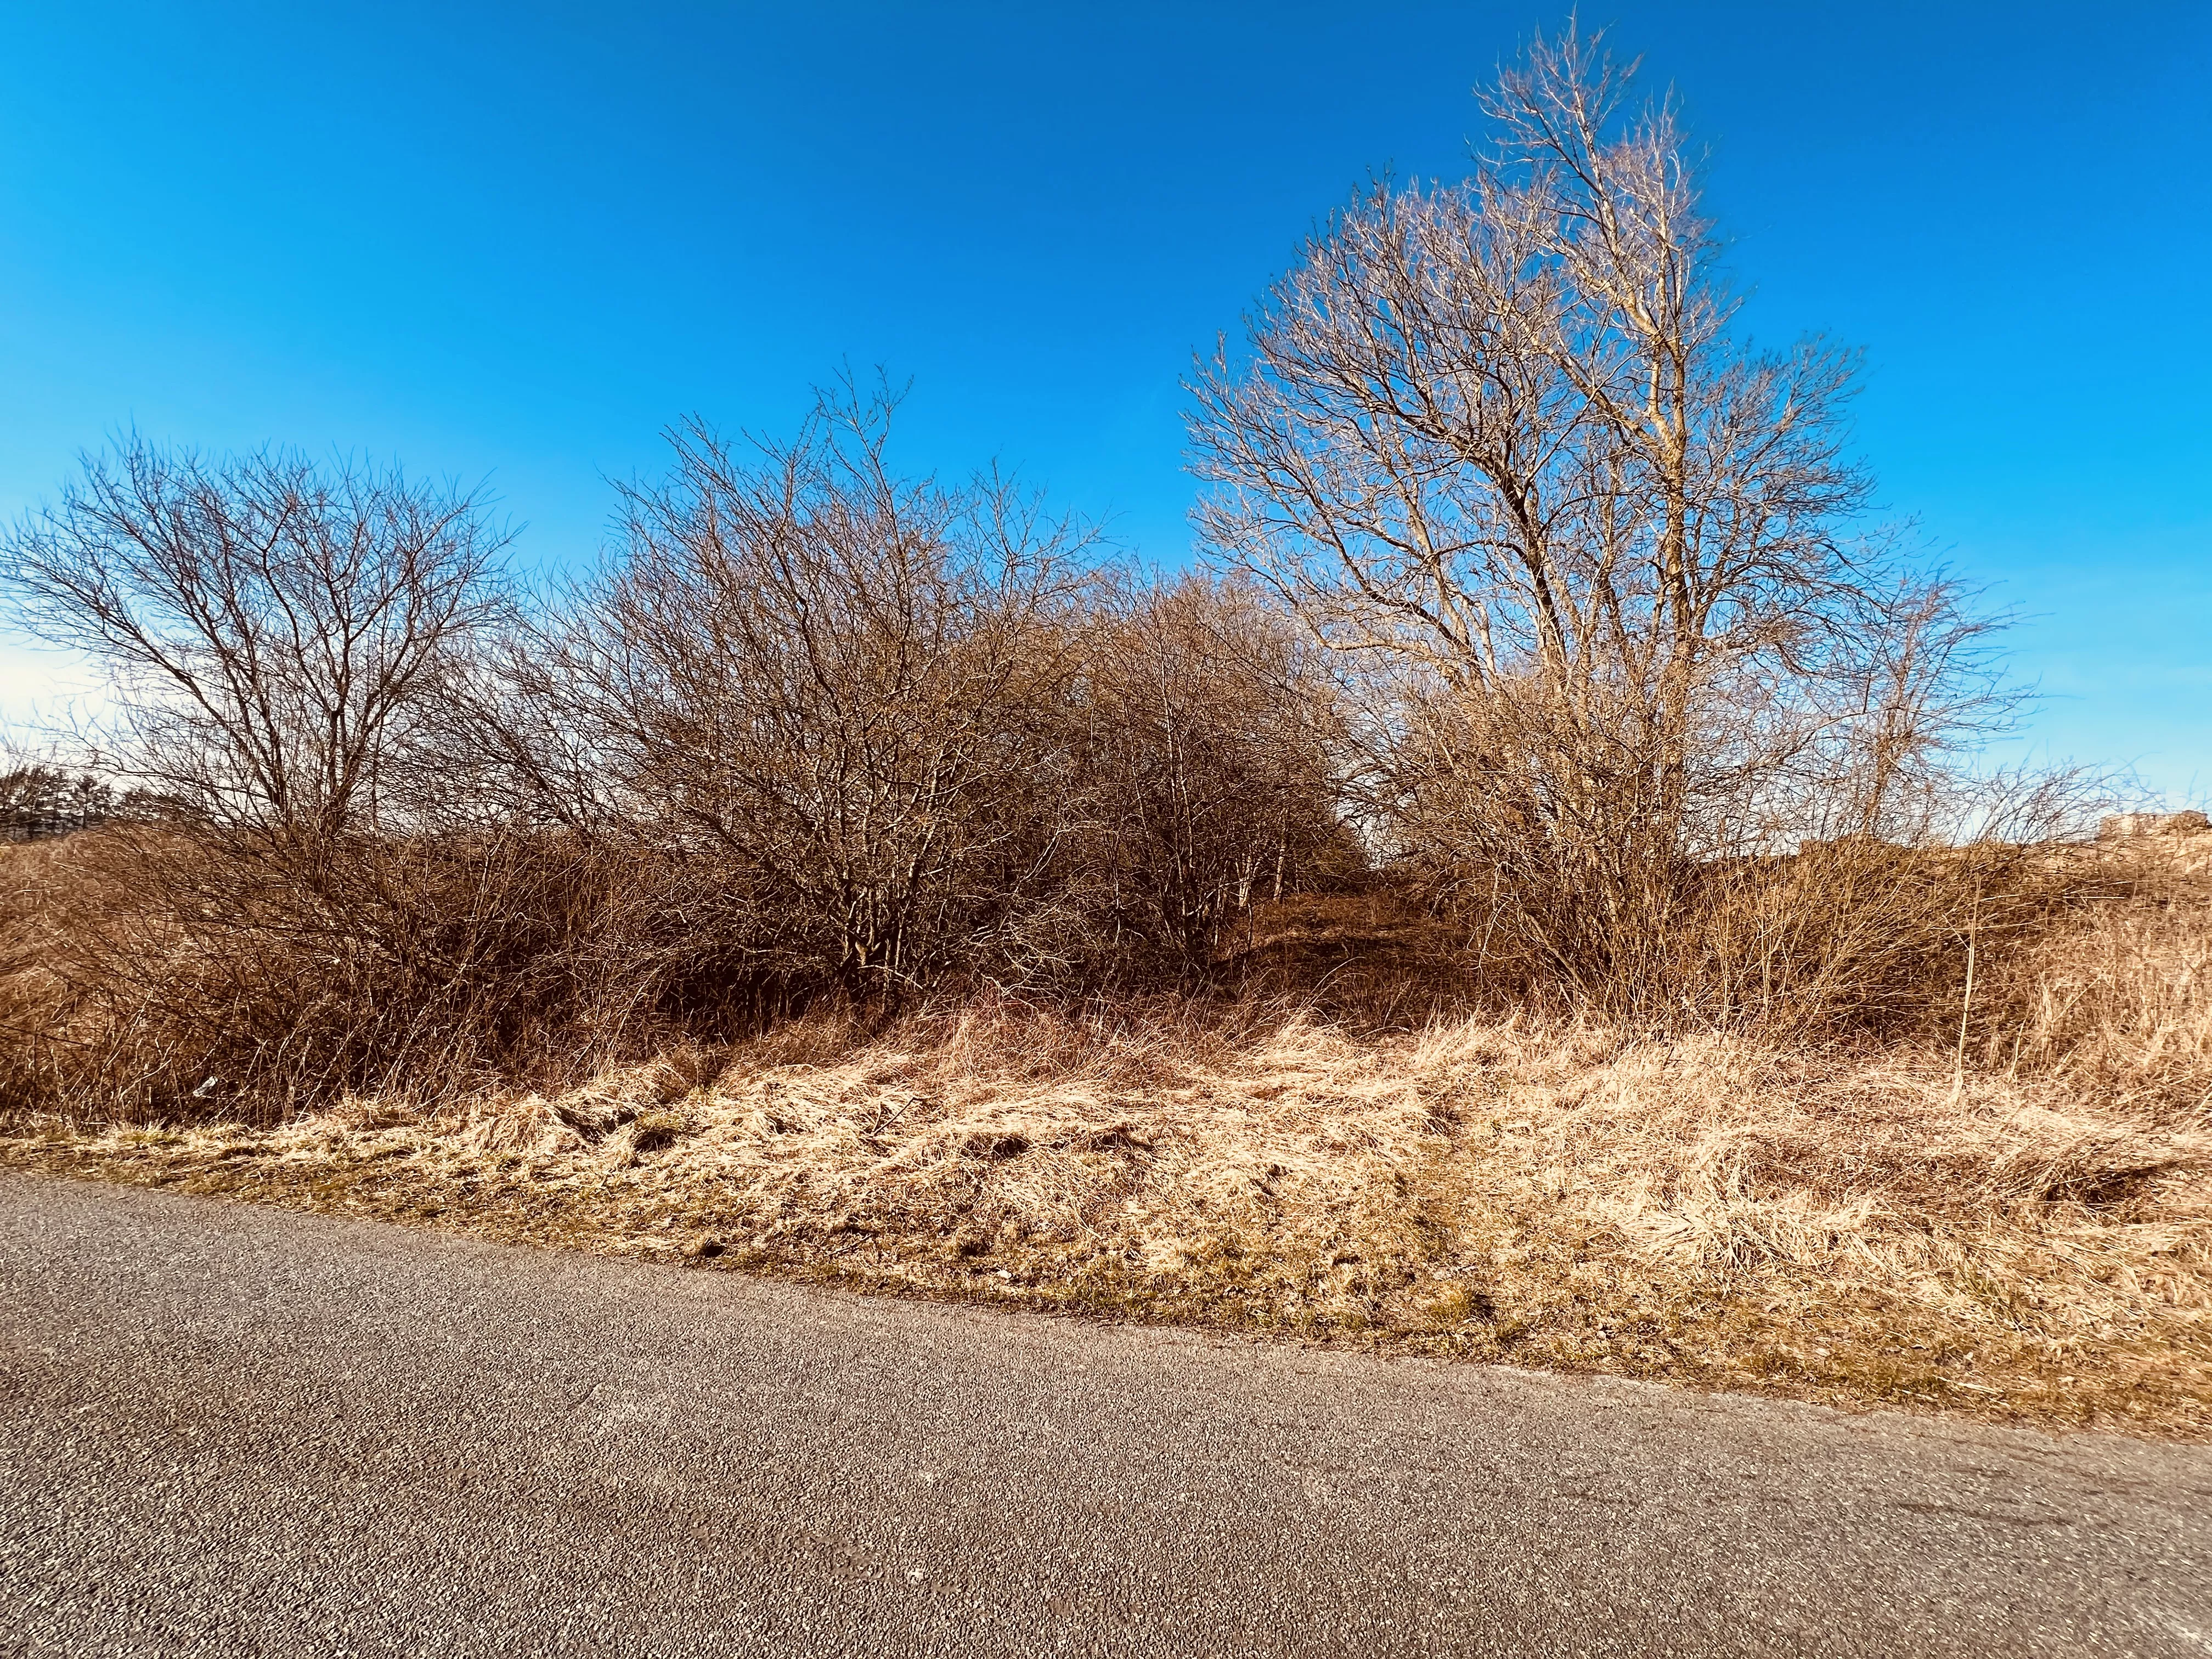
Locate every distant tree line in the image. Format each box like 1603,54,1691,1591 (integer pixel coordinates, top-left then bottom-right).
0,767,119,840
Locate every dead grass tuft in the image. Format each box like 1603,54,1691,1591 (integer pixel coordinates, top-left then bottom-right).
1984,842,2212,1119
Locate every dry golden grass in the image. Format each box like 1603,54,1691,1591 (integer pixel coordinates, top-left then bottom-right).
1991,840,2212,1117
8,992,2206,1435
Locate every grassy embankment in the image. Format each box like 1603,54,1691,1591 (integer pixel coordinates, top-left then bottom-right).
6,856,2208,1439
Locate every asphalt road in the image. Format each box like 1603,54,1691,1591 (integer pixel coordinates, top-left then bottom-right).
2,1173,2208,1658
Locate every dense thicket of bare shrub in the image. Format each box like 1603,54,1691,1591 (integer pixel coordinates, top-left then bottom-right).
1081,577,1361,964
3,826,611,1118
502,386,1112,991
0,407,1364,1119
463,386,1360,1003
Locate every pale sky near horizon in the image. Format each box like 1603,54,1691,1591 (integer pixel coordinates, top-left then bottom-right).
2,1,2206,799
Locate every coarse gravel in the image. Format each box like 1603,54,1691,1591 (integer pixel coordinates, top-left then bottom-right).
2,1170,2208,1657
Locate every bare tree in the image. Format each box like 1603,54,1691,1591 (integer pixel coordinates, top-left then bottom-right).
1,437,511,836
1187,23,2013,995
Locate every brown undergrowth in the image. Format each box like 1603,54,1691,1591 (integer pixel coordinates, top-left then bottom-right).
7,998,2206,1437
6,834,2207,1435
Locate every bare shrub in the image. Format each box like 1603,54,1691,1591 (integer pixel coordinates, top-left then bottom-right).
502,381,1109,997
490,392,1360,1005
1080,577,1359,969
0,821,607,1121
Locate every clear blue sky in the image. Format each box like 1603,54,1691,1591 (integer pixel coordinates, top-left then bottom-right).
2,1,2206,798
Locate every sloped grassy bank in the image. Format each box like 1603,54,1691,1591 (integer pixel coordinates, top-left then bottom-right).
7,1005,2206,1438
